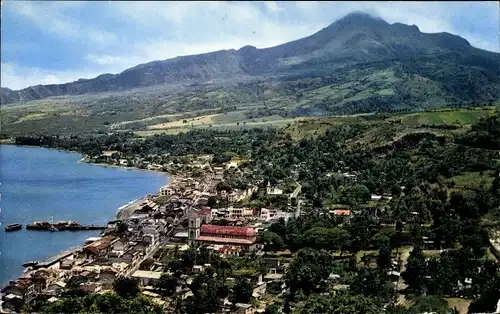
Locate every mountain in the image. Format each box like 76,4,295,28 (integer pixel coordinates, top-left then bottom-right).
2,12,499,105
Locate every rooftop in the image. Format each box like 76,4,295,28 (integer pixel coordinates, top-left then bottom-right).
200,224,256,237
132,270,162,279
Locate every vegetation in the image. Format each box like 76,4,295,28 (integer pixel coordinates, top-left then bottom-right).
12,105,500,314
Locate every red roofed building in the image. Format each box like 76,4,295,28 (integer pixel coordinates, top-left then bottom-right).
188,214,258,251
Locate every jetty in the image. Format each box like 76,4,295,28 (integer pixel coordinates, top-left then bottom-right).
26,221,106,231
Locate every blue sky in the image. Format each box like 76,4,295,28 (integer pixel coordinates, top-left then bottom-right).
1,1,498,90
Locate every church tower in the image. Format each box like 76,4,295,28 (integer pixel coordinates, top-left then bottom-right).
188,214,201,244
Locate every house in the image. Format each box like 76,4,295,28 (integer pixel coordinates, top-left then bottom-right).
228,207,253,220
143,234,158,247
235,303,255,314
45,281,66,295
131,270,162,286
160,186,176,197
2,294,24,312
266,182,283,195
83,236,116,260
79,282,101,293
218,245,242,256
264,268,284,282
46,281,67,293
112,238,129,252
197,209,212,224
331,209,351,217
97,268,119,290
60,259,74,270
112,262,130,273
193,265,204,273
2,279,40,302
228,191,240,202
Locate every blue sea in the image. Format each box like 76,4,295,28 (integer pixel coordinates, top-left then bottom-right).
0,145,168,286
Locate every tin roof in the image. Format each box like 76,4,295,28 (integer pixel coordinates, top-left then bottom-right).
200,224,256,237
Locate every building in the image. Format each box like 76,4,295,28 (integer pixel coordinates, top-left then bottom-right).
331,209,351,216
83,236,116,260
188,215,258,251
228,207,254,220
160,186,176,197
266,182,283,195
132,270,162,286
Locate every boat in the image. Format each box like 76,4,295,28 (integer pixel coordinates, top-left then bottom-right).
5,224,22,232
22,261,39,267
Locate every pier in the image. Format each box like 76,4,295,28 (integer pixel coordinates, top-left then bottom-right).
26,221,106,231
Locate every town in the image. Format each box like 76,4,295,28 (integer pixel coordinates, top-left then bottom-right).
1,154,305,313
3,114,500,314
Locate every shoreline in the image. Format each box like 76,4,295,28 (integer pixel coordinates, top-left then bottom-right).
80,158,169,176
1,145,174,291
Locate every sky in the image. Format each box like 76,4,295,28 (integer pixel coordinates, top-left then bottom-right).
1,1,498,90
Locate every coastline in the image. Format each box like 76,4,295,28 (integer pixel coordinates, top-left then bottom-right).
1,145,172,290
80,158,169,176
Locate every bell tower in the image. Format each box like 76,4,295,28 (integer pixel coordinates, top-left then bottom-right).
188,214,201,244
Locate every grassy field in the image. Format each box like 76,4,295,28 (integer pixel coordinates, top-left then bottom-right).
388,108,495,126
446,171,495,191
148,114,218,129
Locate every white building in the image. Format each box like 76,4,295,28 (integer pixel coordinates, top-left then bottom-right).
266,182,283,195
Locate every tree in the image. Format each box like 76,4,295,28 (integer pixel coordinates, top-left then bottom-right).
38,292,163,314
377,244,392,271
262,231,285,251
294,292,382,314
186,271,221,314
410,295,457,314
338,184,371,205
468,262,500,313
154,273,179,296
302,227,350,252
448,190,481,220
468,288,500,313
231,277,253,304
112,276,140,299
207,196,218,208
346,214,378,254
180,247,198,271
426,254,459,296
402,246,427,294
264,302,280,314
284,248,334,295
351,267,394,301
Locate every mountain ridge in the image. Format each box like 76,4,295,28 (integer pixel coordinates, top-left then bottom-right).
1,11,498,105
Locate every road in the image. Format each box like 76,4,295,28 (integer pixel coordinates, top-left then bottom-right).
291,182,302,218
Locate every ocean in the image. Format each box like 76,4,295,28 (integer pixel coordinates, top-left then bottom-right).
0,145,168,286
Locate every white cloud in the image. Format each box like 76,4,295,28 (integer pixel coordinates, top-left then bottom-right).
295,1,319,10
1,63,103,90
87,30,119,45
263,1,284,13
6,1,118,45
